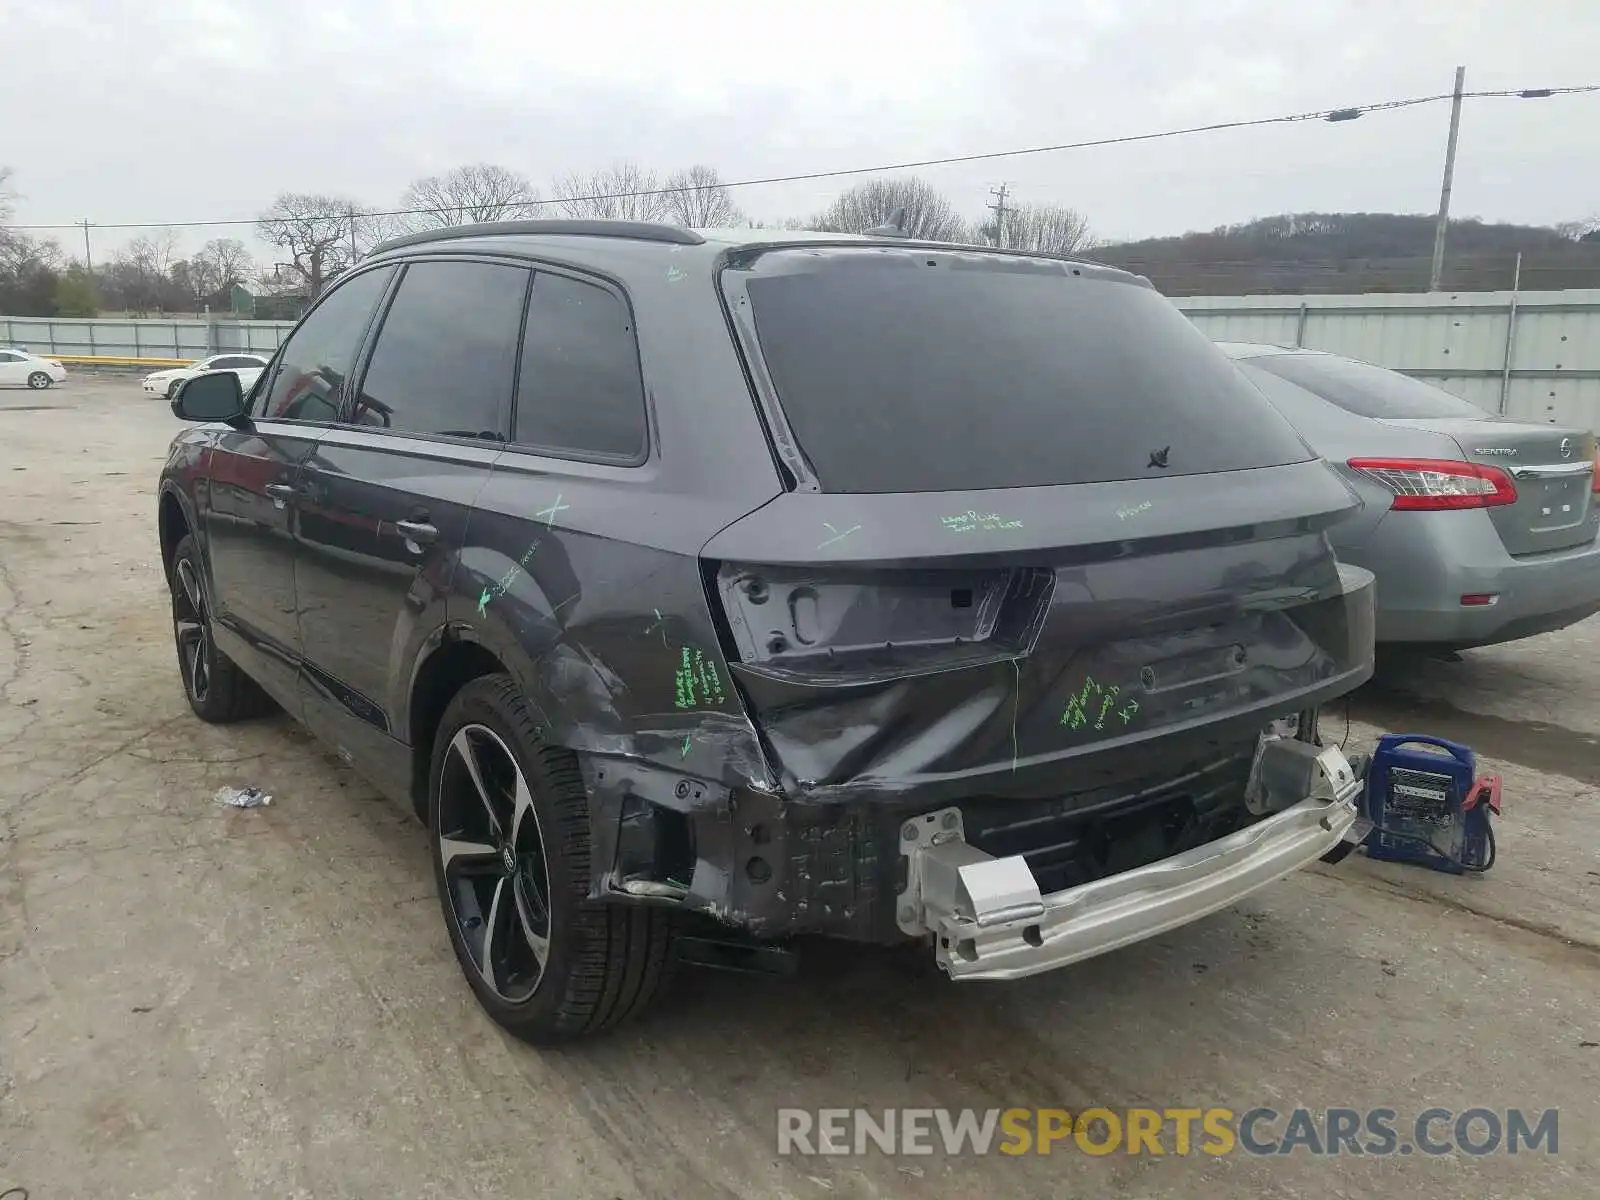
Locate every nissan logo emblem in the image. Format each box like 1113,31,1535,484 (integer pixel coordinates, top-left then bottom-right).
1559,437,1573,459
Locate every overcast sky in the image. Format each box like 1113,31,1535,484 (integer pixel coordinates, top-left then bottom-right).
4,0,1598,263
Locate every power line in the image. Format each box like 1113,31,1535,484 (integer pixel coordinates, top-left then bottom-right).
6,83,1598,233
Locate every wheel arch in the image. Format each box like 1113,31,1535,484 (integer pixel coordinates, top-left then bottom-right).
158,483,197,587
406,634,511,823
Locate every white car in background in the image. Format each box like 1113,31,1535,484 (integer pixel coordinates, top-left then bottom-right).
0,347,68,389
142,353,270,399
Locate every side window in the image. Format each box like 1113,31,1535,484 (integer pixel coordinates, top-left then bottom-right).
514,271,647,461
350,261,528,439
214,355,249,369
0,352,20,363
260,266,394,422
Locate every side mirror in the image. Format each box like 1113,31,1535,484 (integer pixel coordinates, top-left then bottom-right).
172,370,248,425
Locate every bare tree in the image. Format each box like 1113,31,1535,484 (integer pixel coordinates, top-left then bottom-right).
191,237,253,293
168,259,205,310
660,165,742,228
109,229,184,312
0,166,43,272
552,163,669,222
807,176,972,242
399,164,540,231
126,228,182,280
257,193,370,299
987,203,1093,255
0,228,60,277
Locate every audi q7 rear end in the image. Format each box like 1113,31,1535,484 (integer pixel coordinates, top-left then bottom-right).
691,238,1375,977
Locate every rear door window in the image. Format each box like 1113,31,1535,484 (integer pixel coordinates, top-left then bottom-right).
1247,352,1487,420
259,266,395,422
512,271,648,461
734,250,1313,493
351,260,529,440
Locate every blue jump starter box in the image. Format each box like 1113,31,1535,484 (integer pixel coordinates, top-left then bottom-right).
1364,734,1499,874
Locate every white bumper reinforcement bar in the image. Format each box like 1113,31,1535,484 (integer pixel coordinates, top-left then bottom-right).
895,741,1364,981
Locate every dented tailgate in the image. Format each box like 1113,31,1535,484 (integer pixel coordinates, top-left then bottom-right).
702,462,1374,807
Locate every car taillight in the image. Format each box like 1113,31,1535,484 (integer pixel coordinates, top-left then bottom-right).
1347,458,1518,511
1593,447,1600,495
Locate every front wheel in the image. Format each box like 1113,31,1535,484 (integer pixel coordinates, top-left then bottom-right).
430,675,677,1043
168,534,274,722
26,371,52,389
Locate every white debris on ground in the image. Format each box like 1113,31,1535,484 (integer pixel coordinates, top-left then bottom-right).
214,785,272,808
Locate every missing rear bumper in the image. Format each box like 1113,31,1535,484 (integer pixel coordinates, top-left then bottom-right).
896,741,1363,981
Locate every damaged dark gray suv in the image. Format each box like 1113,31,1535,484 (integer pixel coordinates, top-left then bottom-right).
157,220,1375,1042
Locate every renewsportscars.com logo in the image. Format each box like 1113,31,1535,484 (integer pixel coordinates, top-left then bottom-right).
776,1107,1560,1158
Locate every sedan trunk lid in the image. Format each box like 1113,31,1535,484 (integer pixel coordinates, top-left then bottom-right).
1387,417,1597,555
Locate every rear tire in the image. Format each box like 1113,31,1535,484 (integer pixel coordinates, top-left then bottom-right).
169,534,275,722
27,371,51,389
429,674,677,1043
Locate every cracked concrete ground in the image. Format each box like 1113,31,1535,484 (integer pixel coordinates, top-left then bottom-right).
2,377,1596,1199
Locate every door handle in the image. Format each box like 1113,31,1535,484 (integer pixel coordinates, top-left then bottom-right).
264,483,300,500
395,519,439,545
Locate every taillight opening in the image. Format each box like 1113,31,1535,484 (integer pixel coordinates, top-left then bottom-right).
1347,458,1518,511
1592,447,1600,495
712,562,1054,676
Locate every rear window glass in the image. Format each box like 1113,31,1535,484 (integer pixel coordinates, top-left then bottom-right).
1248,352,1486,420
736,251,1312,493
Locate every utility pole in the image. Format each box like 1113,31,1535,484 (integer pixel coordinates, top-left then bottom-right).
347,204,359,263
988,183,1010,249
1428,65,1466,292
78,219,94,277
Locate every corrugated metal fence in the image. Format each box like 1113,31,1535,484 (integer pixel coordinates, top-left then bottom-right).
6,289,1600,431
0,314,292,362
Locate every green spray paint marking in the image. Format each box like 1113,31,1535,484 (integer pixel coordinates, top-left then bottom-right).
645,608,669,646
942,510,1023,534
477,541,542,616
818,521,861,550
1116,500,1153,521
674,646,727,710
680,735,692,759
535,493,569,528
1060,676,1140,733
476,495,568,615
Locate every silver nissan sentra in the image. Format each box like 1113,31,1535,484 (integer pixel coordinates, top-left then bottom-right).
1220,342,1600,650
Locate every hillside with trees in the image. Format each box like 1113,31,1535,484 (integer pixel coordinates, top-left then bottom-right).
1090,211,1600,294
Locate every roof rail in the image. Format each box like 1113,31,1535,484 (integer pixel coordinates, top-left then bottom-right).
369,219,706,256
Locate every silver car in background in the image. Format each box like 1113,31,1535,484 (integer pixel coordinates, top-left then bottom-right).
1219,342,1600,649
